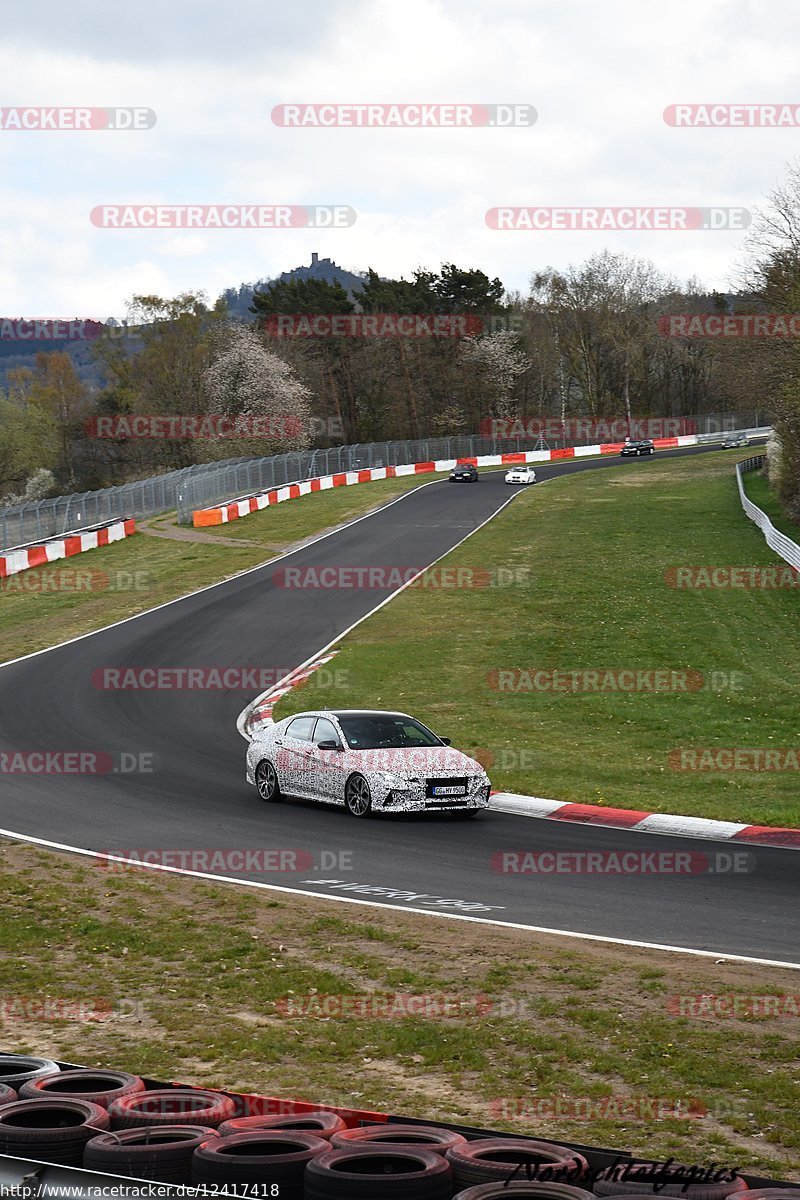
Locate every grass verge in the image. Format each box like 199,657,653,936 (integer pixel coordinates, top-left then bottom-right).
1,840,797,1179
276,451,800,826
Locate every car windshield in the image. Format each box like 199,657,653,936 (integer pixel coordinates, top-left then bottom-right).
335,713,443,749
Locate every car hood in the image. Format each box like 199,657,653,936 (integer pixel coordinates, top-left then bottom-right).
339,745,484,775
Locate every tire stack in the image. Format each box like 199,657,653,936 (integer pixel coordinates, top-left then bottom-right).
0,1056,787,1196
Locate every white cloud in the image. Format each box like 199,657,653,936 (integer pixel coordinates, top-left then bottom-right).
1,0,798,314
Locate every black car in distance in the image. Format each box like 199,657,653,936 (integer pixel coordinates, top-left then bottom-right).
449,462,480,481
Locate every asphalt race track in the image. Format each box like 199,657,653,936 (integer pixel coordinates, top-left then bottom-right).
2,439,796,965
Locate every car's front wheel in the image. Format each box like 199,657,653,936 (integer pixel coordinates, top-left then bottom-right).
345,774,373,817
255,759,281,803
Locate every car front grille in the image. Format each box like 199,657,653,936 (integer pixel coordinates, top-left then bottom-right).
425,776,468,800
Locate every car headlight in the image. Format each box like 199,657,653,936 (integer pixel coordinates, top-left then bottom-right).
379,771,415,790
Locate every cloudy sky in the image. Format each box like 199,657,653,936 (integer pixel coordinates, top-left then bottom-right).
1,0,798,318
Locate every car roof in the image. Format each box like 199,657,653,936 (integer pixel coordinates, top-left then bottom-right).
282,709,415,720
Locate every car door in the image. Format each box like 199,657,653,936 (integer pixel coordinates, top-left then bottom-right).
308,716,347,803
280,715,318,797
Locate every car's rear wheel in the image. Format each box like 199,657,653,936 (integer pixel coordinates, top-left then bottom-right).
255,759,281,803
345,774,373,817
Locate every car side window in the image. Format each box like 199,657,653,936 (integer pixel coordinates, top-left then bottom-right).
313,718,340,746
286,716,317,742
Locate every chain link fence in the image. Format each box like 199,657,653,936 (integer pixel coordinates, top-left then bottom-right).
0,410,767,547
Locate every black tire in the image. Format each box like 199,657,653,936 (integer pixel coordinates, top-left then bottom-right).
84,1125,219,1184
21,1069,145,1108
345,773,372,817
0,1055,60,1089
191,1130,328,1194
219,1111,346,1138
255,758,281,802
0,1085,17,1106
593,1172,748,1199
0,1098,109,1167
452,1185,596,1200
305,1145,453,1199
446,1139,588,1192
331,1123,467,1155
108,1089,237,1130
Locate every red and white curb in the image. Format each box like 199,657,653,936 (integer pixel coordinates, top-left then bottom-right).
491,792,800,849
0,518,136,579
237,651,339,740
193,437,699,527
236,662,800,849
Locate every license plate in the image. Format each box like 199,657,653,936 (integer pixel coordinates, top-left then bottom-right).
432,785,467,796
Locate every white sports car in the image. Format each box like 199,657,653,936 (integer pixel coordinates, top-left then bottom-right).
504,465,537,485
246,709,492,817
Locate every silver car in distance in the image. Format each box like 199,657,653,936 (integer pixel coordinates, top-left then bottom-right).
246,709,492,818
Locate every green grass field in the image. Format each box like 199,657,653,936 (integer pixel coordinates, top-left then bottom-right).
276,452,800,826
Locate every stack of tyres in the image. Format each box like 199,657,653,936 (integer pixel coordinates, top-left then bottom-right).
20,1069,145,1108
191,1131,328,1198
109,1088,237,1129
84,1125,220,1184
0,1099,109,1167
219,1110,347,1138
304,1145,453,1199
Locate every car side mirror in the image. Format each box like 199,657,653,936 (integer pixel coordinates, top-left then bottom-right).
317,739,343,751
440,737,451,745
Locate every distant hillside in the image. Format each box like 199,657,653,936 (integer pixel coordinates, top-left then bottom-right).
219,253,369,318
0,255,370,389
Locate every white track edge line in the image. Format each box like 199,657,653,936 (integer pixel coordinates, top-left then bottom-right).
1,827,797,970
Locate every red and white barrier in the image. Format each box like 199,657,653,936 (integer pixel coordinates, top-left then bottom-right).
238,651,339,740
0,518,136,579
194,438,698,527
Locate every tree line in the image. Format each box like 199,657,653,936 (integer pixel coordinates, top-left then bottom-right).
2,165,799,518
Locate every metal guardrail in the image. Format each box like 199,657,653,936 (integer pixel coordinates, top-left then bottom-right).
736,455,800,571
0,411,770,545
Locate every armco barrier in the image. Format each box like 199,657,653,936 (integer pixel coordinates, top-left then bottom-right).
737,456,800,572
0,518,136,579
192,438,698,527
